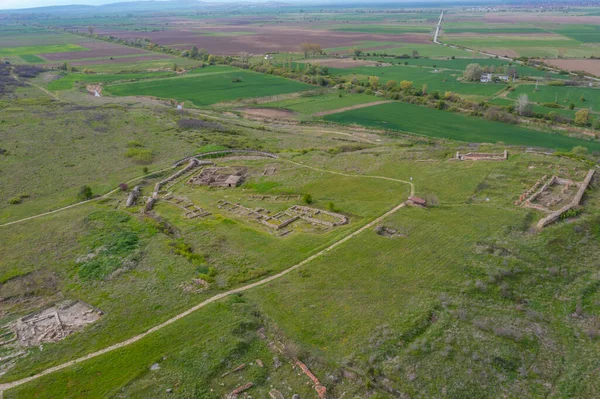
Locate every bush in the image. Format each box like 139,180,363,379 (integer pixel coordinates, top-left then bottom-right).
125,148,153,164
302,194,313,204
327,202,336,212
541,102,561,108
77,185,93,201
127,140,143,148
8,196,22,204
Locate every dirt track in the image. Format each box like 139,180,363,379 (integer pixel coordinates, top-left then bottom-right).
313,100,393,117
0,160,413,395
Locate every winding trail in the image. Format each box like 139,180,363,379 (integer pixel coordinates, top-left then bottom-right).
0,160,413,395
0,166,173,228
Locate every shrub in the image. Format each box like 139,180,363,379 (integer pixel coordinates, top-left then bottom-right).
541,102,561,108
119,183,128,191
77,185,93,201
127,140,143,148
125,148,153,164
8,196,22,204
302,194,313,204
231,77,242,83
327,202,336,212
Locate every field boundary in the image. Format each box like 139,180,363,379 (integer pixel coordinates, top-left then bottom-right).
0,161,413,395
312,100,394,117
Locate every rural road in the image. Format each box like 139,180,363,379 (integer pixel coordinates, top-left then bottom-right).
0,160,414,395
432,10,600,82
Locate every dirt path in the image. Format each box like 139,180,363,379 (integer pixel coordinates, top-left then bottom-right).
30,82,63,102
0,162,413,395
312,100,393,117
294,127,379,144
0,166,173,228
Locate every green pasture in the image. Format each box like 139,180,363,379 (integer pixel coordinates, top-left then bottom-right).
329,65,505,97
47,71,177,91
105,67,313,106
325,42,473,58
488,97,578,119
19,54,46,63
507,84,600,112
324,101,600,151
330,24,433,34
261,93,379,114
73,57,201,73
0,43,87,57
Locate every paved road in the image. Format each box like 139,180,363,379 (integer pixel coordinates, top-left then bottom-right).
0,161,414,395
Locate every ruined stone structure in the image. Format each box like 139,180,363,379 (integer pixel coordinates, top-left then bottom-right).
227,382,253,399
187,167,246,188
295,359,327,399
406,196,427,207
173,149,278,167
248,194,301,202
455,150,507,161
536,169,595,229
217,201,348,235
515,175,547,206
12,301,101,347
125,186,140,207
162,194,211,219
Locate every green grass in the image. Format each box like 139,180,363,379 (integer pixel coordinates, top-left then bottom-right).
18,54,46,63
324,101,600,151
329,65,505,98
105,67,313,106
261,93,380,114
325,42,474,58
0,43,86,57
507,84,600,112
330,24,432,34
47,71,177,90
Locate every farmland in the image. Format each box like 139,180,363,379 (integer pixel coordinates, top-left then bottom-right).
104,67,313,106
324,101,600,151
2,3,600,399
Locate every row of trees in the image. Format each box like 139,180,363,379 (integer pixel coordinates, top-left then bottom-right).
300,43,323,58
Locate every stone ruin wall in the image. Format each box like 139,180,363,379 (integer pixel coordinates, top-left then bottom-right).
536,169,595,229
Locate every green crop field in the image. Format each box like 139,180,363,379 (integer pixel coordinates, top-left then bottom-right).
261,93,379,114
324,101,600,151
0,43,87,57
18,54,45,63
508,84,600,112
328,65,505,97
47,71,177,90
105,67,314,106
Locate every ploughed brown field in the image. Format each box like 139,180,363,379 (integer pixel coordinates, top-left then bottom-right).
40,42,150,61
89,25,429,54
544,58,600,75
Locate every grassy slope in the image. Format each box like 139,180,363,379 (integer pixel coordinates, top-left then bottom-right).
508,84,600,112
47,71,177,90
324,101,600,151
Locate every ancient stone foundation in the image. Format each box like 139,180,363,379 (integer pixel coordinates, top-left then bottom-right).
455,150,507,161
536,169,595,229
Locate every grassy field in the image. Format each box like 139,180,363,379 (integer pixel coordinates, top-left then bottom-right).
0,43,86,57
507,84,600,112
324,101,600,151
325,42,474,58
105,66,313,106
328,65,505,98
47,71,177,90
261,92,380,114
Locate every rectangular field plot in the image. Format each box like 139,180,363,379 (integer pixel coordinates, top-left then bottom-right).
0,44,87,57
47,71,178,91
261,93,380,114
105,67,314,106
507,85,600,112
324,101,600,151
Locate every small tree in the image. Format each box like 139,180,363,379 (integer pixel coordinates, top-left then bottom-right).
463,63,483,82
190,45,199,59
516,94,533,116
571,146,588,156
386,80,397,90
302,194,313,204
575,109,590,126
88,26,94,35
77,185,93,201
143,167,149,174
411,50,420,58
400,80,413,91
172,63,178,71
421,83,428,96
351,47,363,57
368,76,380,90
569,103,575,110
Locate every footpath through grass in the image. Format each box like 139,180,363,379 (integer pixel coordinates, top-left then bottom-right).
324,101,600,151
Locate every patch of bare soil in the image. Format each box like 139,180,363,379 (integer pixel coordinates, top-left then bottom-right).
13,301,101,346
544,59,600,76
239,108,297,119
297,58,387,68
483,13,600,24
313,100,393,117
